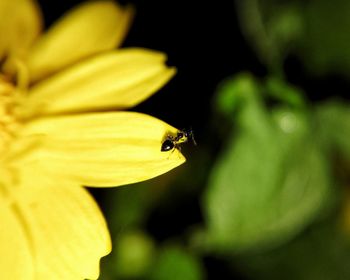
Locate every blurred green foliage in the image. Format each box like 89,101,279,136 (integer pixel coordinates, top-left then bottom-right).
99,0,350,278
234,217,350,280
315,102,350,159
148,246,204,280
238,0,350,77
297,0,350,76
107,230,155,279
203,74,334,253
236,0,303,75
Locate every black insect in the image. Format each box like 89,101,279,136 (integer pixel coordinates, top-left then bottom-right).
161,128,196,152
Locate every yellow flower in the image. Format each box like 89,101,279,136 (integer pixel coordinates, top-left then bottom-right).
0,0,185,279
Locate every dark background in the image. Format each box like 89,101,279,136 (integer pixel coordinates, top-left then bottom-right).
37,0,349,141
37,0,265,141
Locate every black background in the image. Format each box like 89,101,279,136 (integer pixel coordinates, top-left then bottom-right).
37,0,350,139
37,0,266,142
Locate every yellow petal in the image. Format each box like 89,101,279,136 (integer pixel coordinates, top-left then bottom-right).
0,0,42,59
27,1,134,82
23,48,175,117
17,183,111,280
0,192,34,280
18,112,186,187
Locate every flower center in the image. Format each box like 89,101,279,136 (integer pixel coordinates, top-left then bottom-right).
0,74,21,155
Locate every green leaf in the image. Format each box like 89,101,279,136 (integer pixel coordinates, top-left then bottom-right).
315,101,350,161
203,75,332,253
265,77,305,108
215,72,259,119
148,246,205,280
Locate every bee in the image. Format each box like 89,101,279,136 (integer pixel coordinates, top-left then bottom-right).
161,128,196,152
